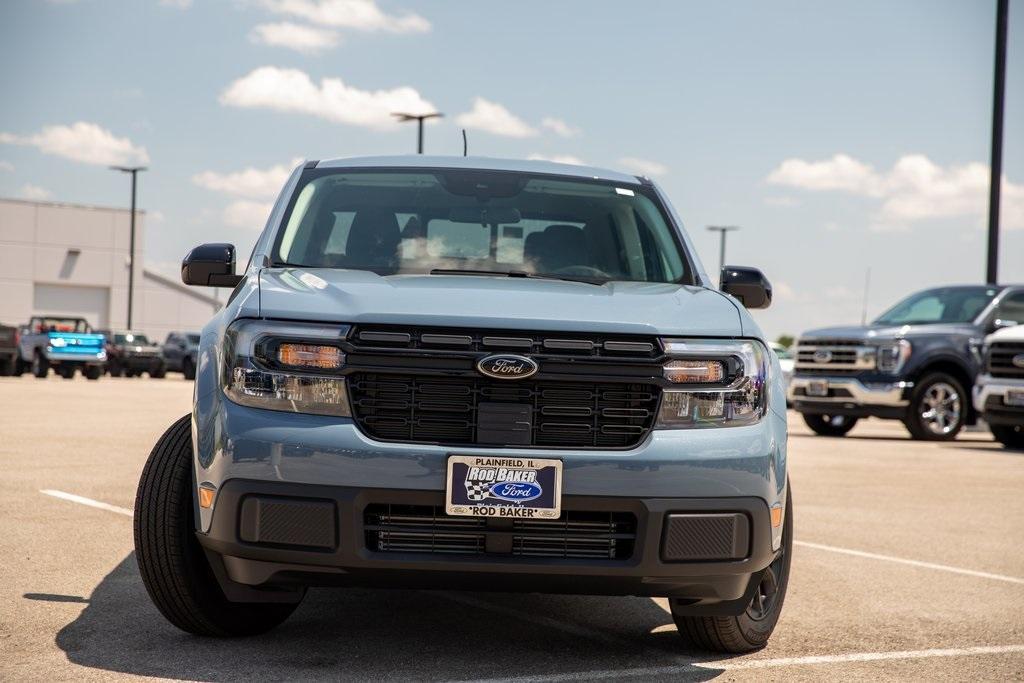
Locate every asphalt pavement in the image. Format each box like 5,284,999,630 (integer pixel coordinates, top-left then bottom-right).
1,375,1022,681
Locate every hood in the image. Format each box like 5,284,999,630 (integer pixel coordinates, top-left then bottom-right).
258,268,743,337
987,324,1024,343
800,322,978,342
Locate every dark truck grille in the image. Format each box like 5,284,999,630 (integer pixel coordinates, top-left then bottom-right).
989,342,1024,379
349,374,658,448
364,504,637,560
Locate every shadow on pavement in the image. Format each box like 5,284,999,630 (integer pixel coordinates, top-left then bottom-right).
55,553,728,682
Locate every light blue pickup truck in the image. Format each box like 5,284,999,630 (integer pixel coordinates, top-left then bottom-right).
18,315,106,380
133,157,790,653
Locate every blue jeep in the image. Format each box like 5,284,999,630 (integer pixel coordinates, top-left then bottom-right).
133,157,790,653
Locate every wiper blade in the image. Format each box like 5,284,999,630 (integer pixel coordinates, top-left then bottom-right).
428,268,604,286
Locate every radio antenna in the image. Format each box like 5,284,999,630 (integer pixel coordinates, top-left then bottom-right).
462,129,468,156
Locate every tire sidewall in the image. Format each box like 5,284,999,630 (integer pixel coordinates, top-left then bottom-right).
907,372,967,441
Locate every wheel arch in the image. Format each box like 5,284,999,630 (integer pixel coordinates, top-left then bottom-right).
908,356,976,423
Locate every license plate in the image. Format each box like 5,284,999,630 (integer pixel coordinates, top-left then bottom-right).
1006,390,1024,407
445,455,562,519
807,380,829,397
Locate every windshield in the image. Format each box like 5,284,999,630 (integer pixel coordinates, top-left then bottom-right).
272,169,688,284
115,333,150,344
873,286,999,326
34,318,91,333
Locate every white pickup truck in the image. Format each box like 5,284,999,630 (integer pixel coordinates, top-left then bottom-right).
974,323,1024,449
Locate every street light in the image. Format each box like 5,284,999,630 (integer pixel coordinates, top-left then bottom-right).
392,112,443,154
110,165,147,330
707,225,741,277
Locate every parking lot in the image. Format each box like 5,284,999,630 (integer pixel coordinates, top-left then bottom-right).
0,375,1022,682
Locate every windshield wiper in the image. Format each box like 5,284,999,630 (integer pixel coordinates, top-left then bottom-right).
428,268,604,286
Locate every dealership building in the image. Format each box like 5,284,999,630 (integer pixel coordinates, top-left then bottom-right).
0,198,221,342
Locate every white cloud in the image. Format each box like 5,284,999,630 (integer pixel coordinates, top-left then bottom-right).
193,160,300,199
767,153,1024,231
223,200,274,229
0,160,13,172
159,0,193,7
618,157,668,177
0,122,149,166
20,184,51,200
526,153,586,166
264,0,430,33
220,66,436,130
540,117,580,138
455,98,537,138
250,22,340,52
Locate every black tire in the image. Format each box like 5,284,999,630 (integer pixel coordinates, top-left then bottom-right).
134,415,302,636
84,364,101,381
903,372,966,441
32,352,49,379
59,366,75,379
182,357,196,380
991,424,1024,450
150,363,166,379
672,483,793,653
0,357,12,376
802,412,858,437
108,360,123,377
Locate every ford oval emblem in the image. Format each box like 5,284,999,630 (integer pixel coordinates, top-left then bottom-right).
477,354,538,380
488,481,543,502
1013,354,1024,369
813,349,833,363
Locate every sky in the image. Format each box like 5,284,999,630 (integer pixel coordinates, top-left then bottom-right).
1,0,1022,341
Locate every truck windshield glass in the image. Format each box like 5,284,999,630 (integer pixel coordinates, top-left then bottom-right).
873,286,999,325
273,170,688,284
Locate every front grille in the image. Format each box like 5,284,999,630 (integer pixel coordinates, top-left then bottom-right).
364,504,637,560
795,338,875,372
988,342,1024,379
348,373,659,449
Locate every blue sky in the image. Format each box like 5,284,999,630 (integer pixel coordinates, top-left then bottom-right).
1,0,1021,340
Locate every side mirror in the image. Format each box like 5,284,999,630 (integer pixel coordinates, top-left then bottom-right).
992,318,1019,332
181,243,243,287
720,266,772,309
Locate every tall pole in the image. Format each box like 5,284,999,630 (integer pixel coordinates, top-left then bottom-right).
111,165,147,330
861,267,871,326
706,225,741,277
986,0,1008,284
392,112,444,154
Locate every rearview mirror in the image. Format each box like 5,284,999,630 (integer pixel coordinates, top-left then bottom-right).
720,266,772,309
448,207,522,224
181,243,243,287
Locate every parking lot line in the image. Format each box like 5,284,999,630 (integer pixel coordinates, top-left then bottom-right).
454,644,1024,681
795,540,1024,585
39,489,133,518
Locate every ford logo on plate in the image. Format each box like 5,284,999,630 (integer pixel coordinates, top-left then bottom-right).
488,481,543,502
813,349,833,363
477,354,538,380
1013,354,1024,369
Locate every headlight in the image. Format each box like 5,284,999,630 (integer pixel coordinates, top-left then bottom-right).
49,337,67,347
655,339,768,429
222,319,351,417
876,340,911,373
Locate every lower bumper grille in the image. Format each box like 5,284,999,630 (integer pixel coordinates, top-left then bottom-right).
364,504,637,560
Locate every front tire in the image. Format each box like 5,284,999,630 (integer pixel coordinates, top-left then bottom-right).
182,357,196,380
32,352,49,378
672,483,793,653
802,413,858,437
84,364,101,381
904,373,966,441
134,415,303,636
991,424,1024,450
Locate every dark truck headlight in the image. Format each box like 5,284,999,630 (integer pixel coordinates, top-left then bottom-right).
222,319,351,417
876,340,911,373
655,339,768,429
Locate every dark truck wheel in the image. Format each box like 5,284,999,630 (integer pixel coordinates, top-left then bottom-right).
84,365,102,380
802,413,858,437
31,352,49,378
182,357,196,380
672,483,793,653
904,372,966,441
59,366,75,379
134,415,303,636
150,362,167,379
0,356,13,376
991,424,1024,450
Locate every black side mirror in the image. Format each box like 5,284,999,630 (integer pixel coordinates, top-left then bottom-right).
720,266,772,309
181,243,244,287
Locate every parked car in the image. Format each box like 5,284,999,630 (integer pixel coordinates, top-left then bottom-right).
133,156,790,653
769,342,794,402
790,285,1024,440
17,316,105,379
0,323,23,376
162,331,200,379
99,331,166,378
974,321,1024,450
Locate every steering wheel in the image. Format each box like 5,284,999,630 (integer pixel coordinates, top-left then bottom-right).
550,265,611,278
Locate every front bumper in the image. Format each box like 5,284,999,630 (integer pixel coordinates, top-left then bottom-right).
45,350,106,365
789,375,913,418
119,354,163,369
974,375,1024,426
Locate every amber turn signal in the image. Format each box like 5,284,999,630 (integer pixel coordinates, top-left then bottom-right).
663,359,725,384
198,485,216,509
277,343,343,370
770,504,783,528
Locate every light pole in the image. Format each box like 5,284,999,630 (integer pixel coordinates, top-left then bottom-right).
392,112,443,154
110,165,147,329
707,225,741,276
986,0,1008,284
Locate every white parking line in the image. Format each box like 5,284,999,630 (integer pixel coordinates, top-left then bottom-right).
454,644,1024,681
39,489,133,517
796,540,1024,585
